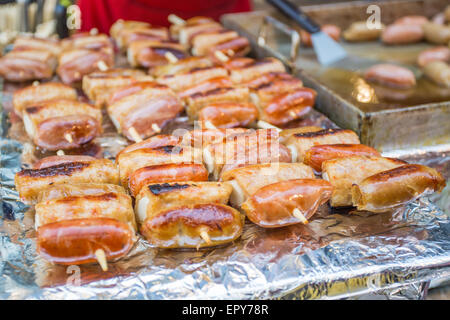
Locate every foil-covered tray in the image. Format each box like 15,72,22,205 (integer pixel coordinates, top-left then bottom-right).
1,78,450,300
222,0,450,153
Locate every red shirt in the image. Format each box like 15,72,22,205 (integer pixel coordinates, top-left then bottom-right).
77,0,252,34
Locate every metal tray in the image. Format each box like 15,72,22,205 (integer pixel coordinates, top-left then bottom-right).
222,0,450,153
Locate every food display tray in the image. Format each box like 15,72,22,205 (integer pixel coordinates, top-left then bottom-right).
1,77,450,300
222,0,450,153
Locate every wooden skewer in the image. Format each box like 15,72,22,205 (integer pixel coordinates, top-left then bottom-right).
56,150,65,156
32,80,40,86
151,123,161,133
164,51,179,64
199,228,212,245
97,60,108,71
90,28,99,36
289,110,297,118
203,120,217,130
292,208,308,224
95,249,108,271
64,133,73,143
128,127,143,143
214,50,230,63
256,120,282,132
168,14,186,26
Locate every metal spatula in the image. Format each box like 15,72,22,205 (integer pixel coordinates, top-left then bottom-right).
266,0,347,66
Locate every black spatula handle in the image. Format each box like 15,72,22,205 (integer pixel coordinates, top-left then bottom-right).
266,0,321,34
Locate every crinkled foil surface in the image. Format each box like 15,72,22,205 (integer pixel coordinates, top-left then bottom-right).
1,79,449,300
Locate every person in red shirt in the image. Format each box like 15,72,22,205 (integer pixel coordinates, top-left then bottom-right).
77,0,252,34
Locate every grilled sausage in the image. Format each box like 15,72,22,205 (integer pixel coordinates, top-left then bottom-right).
381,24,424,44
127,40,187,68
15,159,119,204
322,155,406,207
363,64,416,88
221,162,315,207
135,181,232,223
140,203,243,249
284,128,360,163
191,30,240,56
304,144,380,172
116,134,182,158
157,66,229,91
229,58,286,84
259,88,316,126
129,163,209,197
351,164,446,212
151,56,213,78
241,179,333,228
417,46,450,67
178,77,233,100
37,218,136,265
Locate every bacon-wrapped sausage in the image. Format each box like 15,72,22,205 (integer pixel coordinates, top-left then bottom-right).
140,203,243,249
13,36,61,56
157,66,229,91
57,47,114,85
82,68,152,108
284,128,360,163
304,144,381,172
150,56,213,78
0,49,57,82
127,40,188,68
35,191,136,230
241,179,333,228
381,24,424,44
229,58,286,84
207,37,251,62
204,129,291,179
116,27,170,50
178,77,233,100
191,30,240,56
135,181,232,223
322,155,406,207
117,145,203,187
22,99,102,151
13,82,77,118
116,134,182,158
186,86,250,120
177,21,223,46
110,20,151,41
15,158,119,204
221,162,315,207
36,183,126,203
351,164,446,212
107,82,183,141
181,128,250,148
198,102,259,129
129,163,209,197
61,33,112,51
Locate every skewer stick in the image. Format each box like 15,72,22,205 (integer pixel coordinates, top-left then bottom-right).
214,50,230,63
292,208,309,224
32,80,40,86
199,228,212,245
97,60,108,71
95,249,108,271
256,120,282,132
128,127,143,143
168,14,186,26
203,120,217,130
289,110,297,118
164,51,179,64
90,28,99,36
64,133,73,143
151,123,161,133
56,150,65,156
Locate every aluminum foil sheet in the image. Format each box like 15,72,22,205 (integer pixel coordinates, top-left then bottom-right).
1,82,450,300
